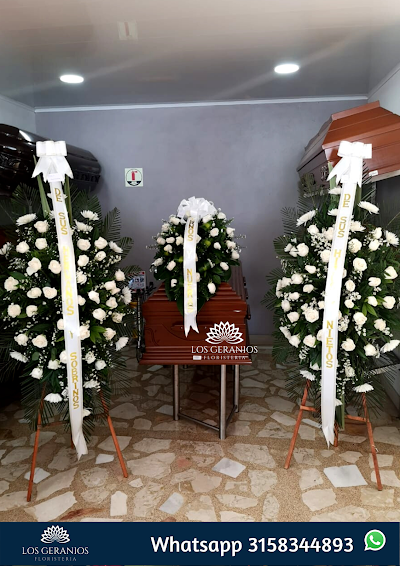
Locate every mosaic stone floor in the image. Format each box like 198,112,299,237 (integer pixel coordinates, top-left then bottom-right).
0,346,400,522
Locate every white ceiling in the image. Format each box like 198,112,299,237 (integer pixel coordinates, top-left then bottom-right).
0,0,400,107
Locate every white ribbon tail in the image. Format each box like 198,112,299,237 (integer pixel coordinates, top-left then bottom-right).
183,216,199,336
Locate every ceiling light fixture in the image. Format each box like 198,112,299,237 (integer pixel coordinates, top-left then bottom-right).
60,74,84,84
274,63,300,75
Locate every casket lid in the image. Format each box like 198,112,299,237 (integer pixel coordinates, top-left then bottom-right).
297,101,400,182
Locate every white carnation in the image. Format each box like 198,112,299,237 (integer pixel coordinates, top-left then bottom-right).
81,210,99,221
109,241,123,253
84,379,100,389
345,366,355,377
328,208,338,216
10,350,28,363
16,213,36,226
385,230,399,246
350,221,365,232
381,340,400,353
329,186,341,195
354,384,374,393
122,286,132,304
372,227,382,239
359,201,379,214
44,393,62,403
300,370,316,381
75,220,92,232
116,336,129,351
85,352,96,364
161,223,170,232
296,209,316,226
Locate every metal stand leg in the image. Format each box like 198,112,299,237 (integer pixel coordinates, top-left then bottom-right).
100,390,128,478
284,380,314,469
234,365,240,412
219,365,227,440
173,365,179,421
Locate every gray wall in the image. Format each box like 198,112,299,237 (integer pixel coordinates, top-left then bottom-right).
36,99,361,335
0,95,36,131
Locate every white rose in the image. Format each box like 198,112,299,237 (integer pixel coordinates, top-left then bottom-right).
353,257,367,272
35,238,47,250
95,237,108,249
15,334,28,346
170,216,180,226
368,277,381,287
103,328,116,341
345,366,355,378
122,287,131,305
93,308,106,321
288,292,300,301
164,244,173,253
281,277,291,288
383,296,396,309
317,329,323,341
328,208,338,216
367,296,378,306
16,241,29,253
372,227,382,239
287,312,299,323
48,359,59,370
85,352,96,364
57,319,65,330
43,287,57,299
210,228,219,237
289,334,301,348
171,279,177,288
303,335,316,348
112,312,124,323
226,241,236,250
297,243,309,257
167,261,176,271
32,334,47,348
281,300,291,312
348,239,362,253
77,295,86,306
304,308,319,323
106,297,118,309
214,242,221,250
208,282,216,294
115,269,125,281
202,214,212,223
196,272,201,283
26,305,38,317
218,212,226,220
116,337,129,351
60,351,68,363
303,284,314,293
78,254,89,267
342,269,347,278
166,237,175,244
104,280,117,291
76,271,87,284
153,258,163,267
0,242,11,256
341,338,356,351
88,290,100,304
75,220,92,233
323,227,334,241
350,221,365,232
369,240,380,251
176,236,183,245
318,301,325,309
280,326,291,339
77,239,91,251
353,312,367,326
220,262,229,271
364,344,378,356
95,251,106,261
307,225,319,235
291,273,304,284
226,227,235,236
231,250,240,260
26,257,41,276
79,325,90,340
31,367,43,379
305,265,316,274
34,220,49,233
374,319,386,331
289,248,298,257
95,360,107,370
344,299,354,308
161,223,170,232
4,276,19,292
49,260,62,274
345,280,355,292
157,237,166,245
385,266,398,280
320,250,331,263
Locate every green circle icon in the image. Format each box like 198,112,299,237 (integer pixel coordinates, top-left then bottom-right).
364,529,386,551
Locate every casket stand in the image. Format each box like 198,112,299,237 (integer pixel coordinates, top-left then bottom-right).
140,265,251,439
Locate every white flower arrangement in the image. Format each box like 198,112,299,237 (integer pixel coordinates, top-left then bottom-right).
150,204,242,312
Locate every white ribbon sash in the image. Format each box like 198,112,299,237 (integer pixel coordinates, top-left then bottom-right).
177,197,217,336
321,141,372,445
32,141,88,459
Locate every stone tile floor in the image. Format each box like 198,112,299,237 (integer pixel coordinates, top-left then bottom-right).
0,346,400,522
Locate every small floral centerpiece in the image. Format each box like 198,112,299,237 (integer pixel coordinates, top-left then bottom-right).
150,201,241,314
0,185,139,434
265,182,400,414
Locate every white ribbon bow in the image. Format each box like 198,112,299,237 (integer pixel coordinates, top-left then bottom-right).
177,197,217,336
32,141,73,183
321,140,371,446
32,141,87,459
328,140,372,187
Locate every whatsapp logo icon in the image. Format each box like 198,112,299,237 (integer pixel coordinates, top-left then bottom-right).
364,529,386,551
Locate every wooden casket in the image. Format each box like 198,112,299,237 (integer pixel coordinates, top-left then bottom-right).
140,265,252,366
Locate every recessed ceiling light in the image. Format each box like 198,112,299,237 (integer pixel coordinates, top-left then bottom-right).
274,63,300,75
60,74,84,84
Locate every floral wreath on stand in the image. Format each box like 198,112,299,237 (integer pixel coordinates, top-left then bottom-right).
150,197,242,315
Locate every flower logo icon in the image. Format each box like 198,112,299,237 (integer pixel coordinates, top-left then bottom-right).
41,525,70,544
205,321,243,344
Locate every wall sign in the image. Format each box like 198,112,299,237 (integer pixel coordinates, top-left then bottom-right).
125,168,143,187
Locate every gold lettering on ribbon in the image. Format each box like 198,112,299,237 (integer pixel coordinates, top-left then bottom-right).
187,218,195,242
54,187,63,203
342,193,351,208
58,212,68,236
186,268,194,313
325,320,334,368
70,352,79,409
62,245,74,316
337,216,347,238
